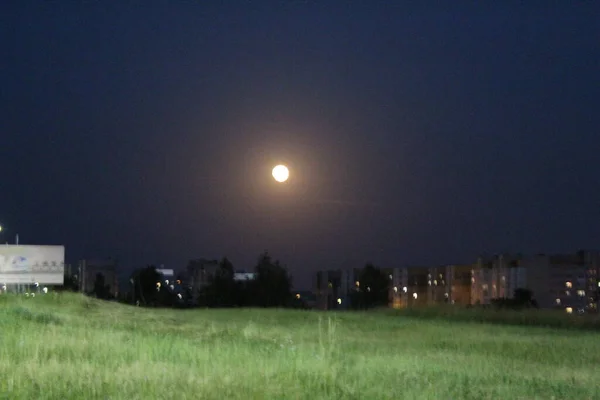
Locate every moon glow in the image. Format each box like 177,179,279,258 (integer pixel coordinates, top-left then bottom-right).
272,165,290,183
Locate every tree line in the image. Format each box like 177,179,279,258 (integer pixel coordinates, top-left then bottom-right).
124,251,296,308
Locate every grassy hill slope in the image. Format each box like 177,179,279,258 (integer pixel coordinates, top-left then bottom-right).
1,293,599,399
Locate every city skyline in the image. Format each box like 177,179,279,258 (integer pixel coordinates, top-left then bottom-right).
2,2,600,289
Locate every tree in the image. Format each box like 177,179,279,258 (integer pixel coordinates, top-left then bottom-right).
354,263,389,309
130,265,162,306
251,251,292,307
200,257,237,307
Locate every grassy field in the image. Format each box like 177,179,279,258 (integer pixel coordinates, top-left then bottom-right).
1,293,599,400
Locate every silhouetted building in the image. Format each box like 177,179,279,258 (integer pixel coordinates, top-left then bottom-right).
314,250,600,314
473,251,600,313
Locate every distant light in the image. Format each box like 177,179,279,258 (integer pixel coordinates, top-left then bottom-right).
31,293,35,297
176,280,181,285
393,286,398,293
428,280,432,286
177,293,182,299
169,284,174,290
295,293,301,299
555,298,561,305
165,280,169,285
25,293,29,297
43,287,48,294
34,282,39,287
433,280,438,286
367,286,371,292
355,281,360,287
413,293,418,299
402,287,407,293
566,307,573,314
337,298,342,305
156,282,161,288
389,274,392,280
444,293,449,298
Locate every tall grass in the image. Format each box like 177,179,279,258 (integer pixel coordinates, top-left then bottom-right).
387,304,600,331
1,293,599,399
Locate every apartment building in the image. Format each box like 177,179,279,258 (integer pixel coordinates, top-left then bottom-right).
314,250,600,313
470,250,600,313
314,269,359,310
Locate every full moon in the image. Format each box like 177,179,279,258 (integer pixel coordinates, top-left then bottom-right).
272,164,289,183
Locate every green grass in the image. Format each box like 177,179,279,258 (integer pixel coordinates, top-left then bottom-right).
387,304,600,331
1,293,599,399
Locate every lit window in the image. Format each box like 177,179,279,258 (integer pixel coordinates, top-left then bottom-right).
337,298,342,305
402,287,407,293
413,293,418,299
577,290,585,297
555,298,561,305
565,281,572,288
566,307,573,314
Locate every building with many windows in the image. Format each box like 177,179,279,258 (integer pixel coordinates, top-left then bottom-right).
313,250,600,313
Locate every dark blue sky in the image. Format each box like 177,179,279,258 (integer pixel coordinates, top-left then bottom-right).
2,2,599,288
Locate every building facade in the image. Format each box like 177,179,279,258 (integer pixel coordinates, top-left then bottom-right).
313,250,600,313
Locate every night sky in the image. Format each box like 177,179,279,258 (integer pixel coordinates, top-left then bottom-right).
2,2,599,289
